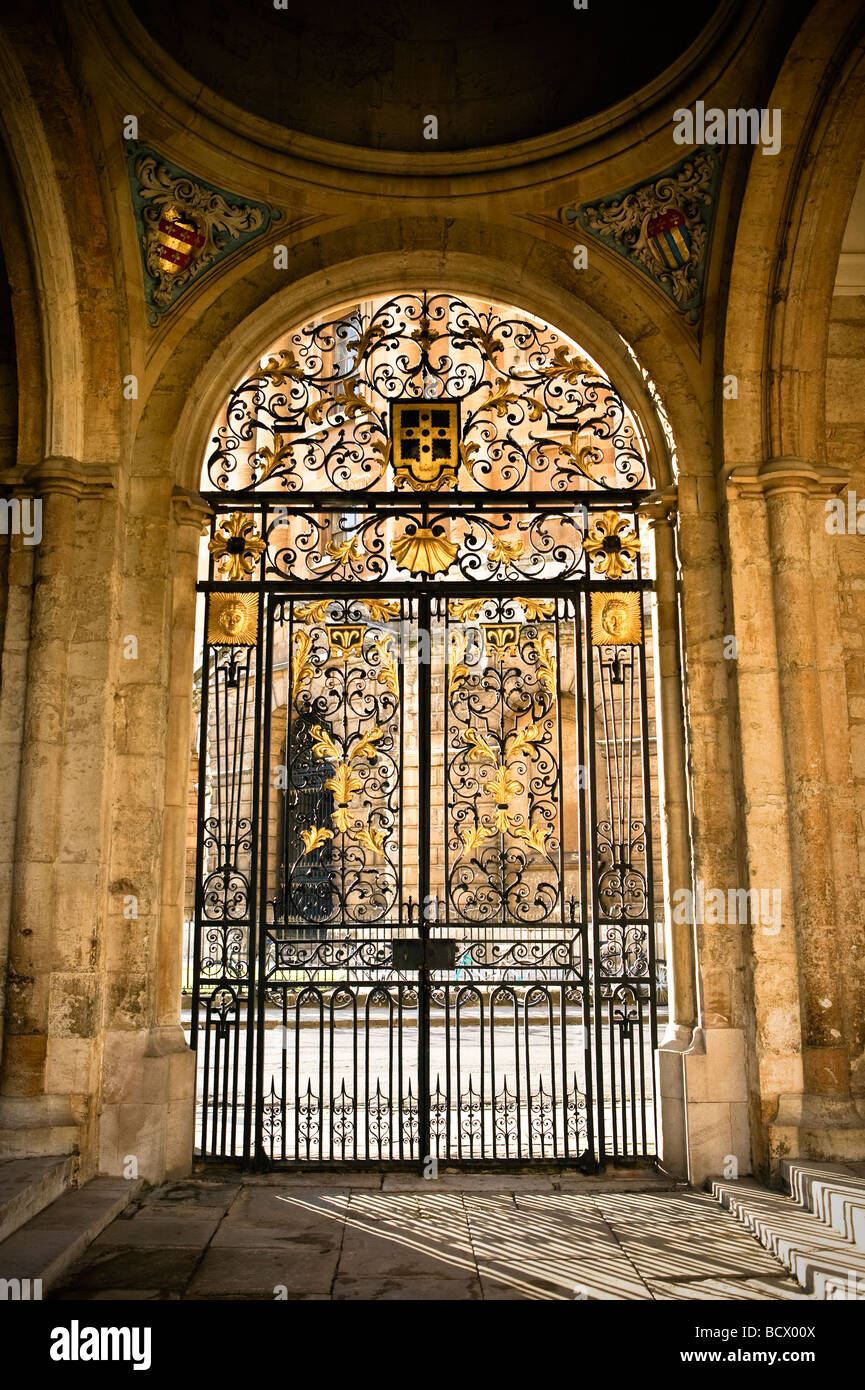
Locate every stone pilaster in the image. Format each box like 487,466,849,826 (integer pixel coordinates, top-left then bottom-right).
0,461,116,1170
735,458,865,1166
97,485,203,1182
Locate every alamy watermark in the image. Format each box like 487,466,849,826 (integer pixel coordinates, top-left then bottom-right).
673,100,781,156
672,881,782,934
0,496,41,546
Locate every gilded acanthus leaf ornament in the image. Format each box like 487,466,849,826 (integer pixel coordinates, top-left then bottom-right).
291,629,317,704
459,823,494,855
582,510,641,580
299,826,334,856
208,512,266,581
449,598,486,622
532,632,558,697
505,724,544,760
530,344,595,385
325,535,364,566
309,725,341,763
448,629,469,700
488,534,525,565
462,728,498,764
353,825,388,856
513,821,551,854
326,765,364,832
390,527,458,576
295,599,332,624
253,435,293,485
521,599,556,621
349,729,383,763
372,636,399,698
262,350,305,386
483,376,543,421
307,377,371,425
362,599,401,622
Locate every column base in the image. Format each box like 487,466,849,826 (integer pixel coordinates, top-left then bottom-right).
769,1092,865,1173
0,1095,83,1163
98,1026,195,1183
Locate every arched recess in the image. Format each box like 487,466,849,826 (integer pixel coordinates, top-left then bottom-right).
163,275,702,1173
721,0,865,1171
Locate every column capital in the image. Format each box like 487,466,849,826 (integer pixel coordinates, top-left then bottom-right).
0,458,114,499
642,483,679,525
726,457,849,501
170,485,211,531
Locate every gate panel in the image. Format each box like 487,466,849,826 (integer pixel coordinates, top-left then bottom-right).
192,610,264,1161
256,593,424,1162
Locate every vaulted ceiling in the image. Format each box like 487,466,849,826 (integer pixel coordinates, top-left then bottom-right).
129,0,720,151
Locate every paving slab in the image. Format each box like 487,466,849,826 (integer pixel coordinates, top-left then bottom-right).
186,1244,340,1297
333,1274,482,1300
592,1191,785,1282
55,1245,202,1293
92,1206,222,1248
139,1180,241,1211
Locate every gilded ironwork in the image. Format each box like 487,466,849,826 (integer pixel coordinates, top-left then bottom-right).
208,511,266,580
390,525,459,576
207,592,258,646
591,591,643,645
481,623,520,657
326,624,366,663
583,510,642,580
392,400,460,491
205,291,650,493
192,298,660,1172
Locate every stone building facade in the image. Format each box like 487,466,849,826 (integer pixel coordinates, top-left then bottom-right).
0,0,864,1186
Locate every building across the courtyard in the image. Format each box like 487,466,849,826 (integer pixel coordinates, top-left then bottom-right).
0,0,864,1290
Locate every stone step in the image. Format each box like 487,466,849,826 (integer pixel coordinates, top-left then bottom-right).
712,1179,865,1298
0,1126,81,1160
0,1156,75,1244
0,1177,140,1297
781,1160,865,1246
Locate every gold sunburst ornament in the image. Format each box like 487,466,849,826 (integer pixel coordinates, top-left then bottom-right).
207,593,258,646
582,511,642,580
208,512,266,581
390,526,458,576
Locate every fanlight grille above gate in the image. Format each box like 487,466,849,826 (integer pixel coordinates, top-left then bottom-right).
204,292,652,494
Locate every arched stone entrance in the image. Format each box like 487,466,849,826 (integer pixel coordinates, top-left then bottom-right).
184,288,690,1169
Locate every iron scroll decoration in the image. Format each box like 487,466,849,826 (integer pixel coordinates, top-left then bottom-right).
205,292,650,495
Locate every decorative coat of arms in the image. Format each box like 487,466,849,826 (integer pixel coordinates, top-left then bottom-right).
128,145,279,320
562,149,720,323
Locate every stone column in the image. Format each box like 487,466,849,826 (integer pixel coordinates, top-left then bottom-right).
0,507,35,1069
760,461,865,1159
651,506,697,1039
648,498,700,1180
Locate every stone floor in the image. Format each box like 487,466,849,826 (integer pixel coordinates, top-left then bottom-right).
51,1172,809,1301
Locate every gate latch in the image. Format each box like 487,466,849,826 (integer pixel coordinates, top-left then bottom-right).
393,939,458,971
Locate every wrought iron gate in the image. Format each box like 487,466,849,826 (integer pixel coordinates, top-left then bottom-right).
189,291,663,1168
